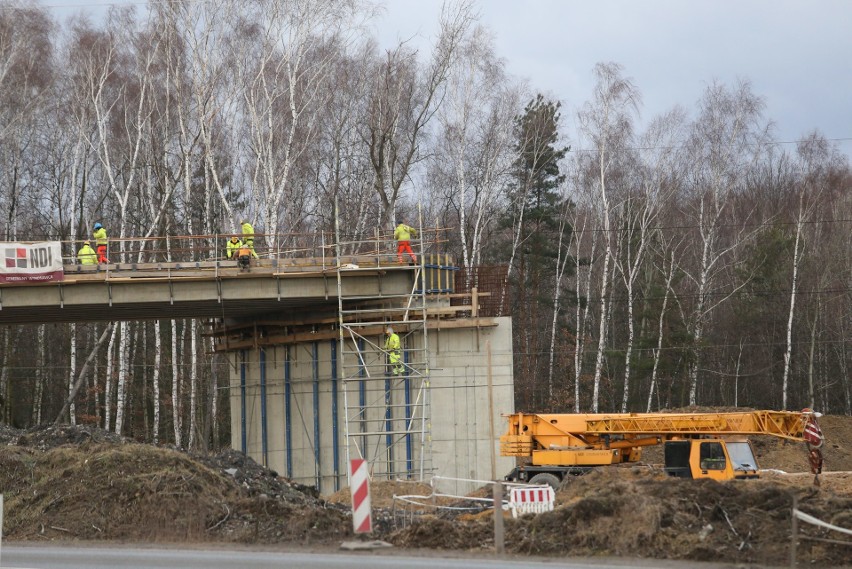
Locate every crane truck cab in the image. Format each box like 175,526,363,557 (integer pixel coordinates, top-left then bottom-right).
662,437,759,481
500,410,823,488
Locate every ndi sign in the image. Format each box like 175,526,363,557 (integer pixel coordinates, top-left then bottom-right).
0,242,64,283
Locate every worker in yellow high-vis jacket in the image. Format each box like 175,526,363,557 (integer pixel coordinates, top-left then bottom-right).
393,219,417,264
385,325,404,376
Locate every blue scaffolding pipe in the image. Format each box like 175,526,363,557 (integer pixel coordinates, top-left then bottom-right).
240,350,247,454
260,348,268,467
385,371,393,476
404,348,412,475
312,341,321,490
330,339,340,491
284,345,292,479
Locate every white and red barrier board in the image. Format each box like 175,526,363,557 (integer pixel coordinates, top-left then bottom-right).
0,242,63,283
349,459,372,533
509,485,555,518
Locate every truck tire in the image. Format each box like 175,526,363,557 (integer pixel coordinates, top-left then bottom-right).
528,472,561,490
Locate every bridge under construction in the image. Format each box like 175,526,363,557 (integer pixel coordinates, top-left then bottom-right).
0,227,515,494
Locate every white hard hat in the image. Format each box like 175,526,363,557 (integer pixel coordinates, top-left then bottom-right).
386,326,394,333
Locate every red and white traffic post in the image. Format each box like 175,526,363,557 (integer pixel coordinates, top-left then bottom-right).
349,459,372,534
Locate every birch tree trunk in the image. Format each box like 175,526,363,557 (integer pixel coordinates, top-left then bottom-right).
0,328,10,422
114,322,131,434
104,323,118,430
781,207,804,410
546,196,574,398
807,303,818,410
188,319,198,449
647,247,677,412
172,319,183,448
209,338,218,447
153,320,162,444
572,213,597,413
68,323,77,424
32,324,46,425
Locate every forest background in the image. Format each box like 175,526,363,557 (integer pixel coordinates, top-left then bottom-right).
0,0,849,452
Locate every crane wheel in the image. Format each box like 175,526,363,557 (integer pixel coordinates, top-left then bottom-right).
528,472,561,490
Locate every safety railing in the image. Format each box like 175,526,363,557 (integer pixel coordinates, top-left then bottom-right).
50,227,451,268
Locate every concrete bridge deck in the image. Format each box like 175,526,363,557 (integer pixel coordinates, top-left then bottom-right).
0,257,418,325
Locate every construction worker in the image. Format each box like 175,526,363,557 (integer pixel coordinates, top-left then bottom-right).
240,219,259,259
77,240,97,265
394,219,417,264
226,235,242,259
385,325,404,376
92,222,109,264
236,242,253,271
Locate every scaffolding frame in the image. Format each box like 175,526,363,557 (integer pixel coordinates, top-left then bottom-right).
335,205,432,483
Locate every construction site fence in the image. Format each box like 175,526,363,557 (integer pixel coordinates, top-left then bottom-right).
29,228,452,267
390,476,553,531
789,498,852,568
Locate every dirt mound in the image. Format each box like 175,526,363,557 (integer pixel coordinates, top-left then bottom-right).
0,429,350,545
387,468,852,566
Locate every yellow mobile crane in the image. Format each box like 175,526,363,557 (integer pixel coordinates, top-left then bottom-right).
500,409,825,487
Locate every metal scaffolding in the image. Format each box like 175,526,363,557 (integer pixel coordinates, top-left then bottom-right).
335,206,432,482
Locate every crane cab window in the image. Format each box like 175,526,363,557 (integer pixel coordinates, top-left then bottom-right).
699,442,727,471
725,441,758,472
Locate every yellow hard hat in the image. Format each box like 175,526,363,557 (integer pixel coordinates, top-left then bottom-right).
231,236,239,241
84,240,90,245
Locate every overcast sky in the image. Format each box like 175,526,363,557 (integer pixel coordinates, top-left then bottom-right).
46,0,852,158
373,0,852,158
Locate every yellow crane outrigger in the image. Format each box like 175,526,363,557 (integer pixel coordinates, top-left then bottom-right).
500,409,825,487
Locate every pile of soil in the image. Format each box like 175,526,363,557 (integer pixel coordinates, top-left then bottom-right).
0,424,350,545
388,469,852,566
0,415,849,567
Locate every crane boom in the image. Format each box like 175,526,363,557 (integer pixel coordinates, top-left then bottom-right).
537,410,814,438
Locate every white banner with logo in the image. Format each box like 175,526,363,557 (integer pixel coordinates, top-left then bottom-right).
0,242,64,283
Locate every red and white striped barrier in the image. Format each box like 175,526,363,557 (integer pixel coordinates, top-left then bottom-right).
509,485,555,518
349,459,372,533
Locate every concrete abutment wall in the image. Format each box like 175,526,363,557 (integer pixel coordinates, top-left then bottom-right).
228,317,515,495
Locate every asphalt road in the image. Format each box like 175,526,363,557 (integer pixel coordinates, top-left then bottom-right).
0,545,747,569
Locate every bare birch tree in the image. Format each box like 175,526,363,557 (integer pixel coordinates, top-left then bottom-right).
431,24,518,279
576,62,639,412
0,4,52,240
309,41,380,246
613,108,685,411
363,1,475,228
232,0,362,246
681,80,769,406
780,132,831,408
570,208,597,412
646,237,683,412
